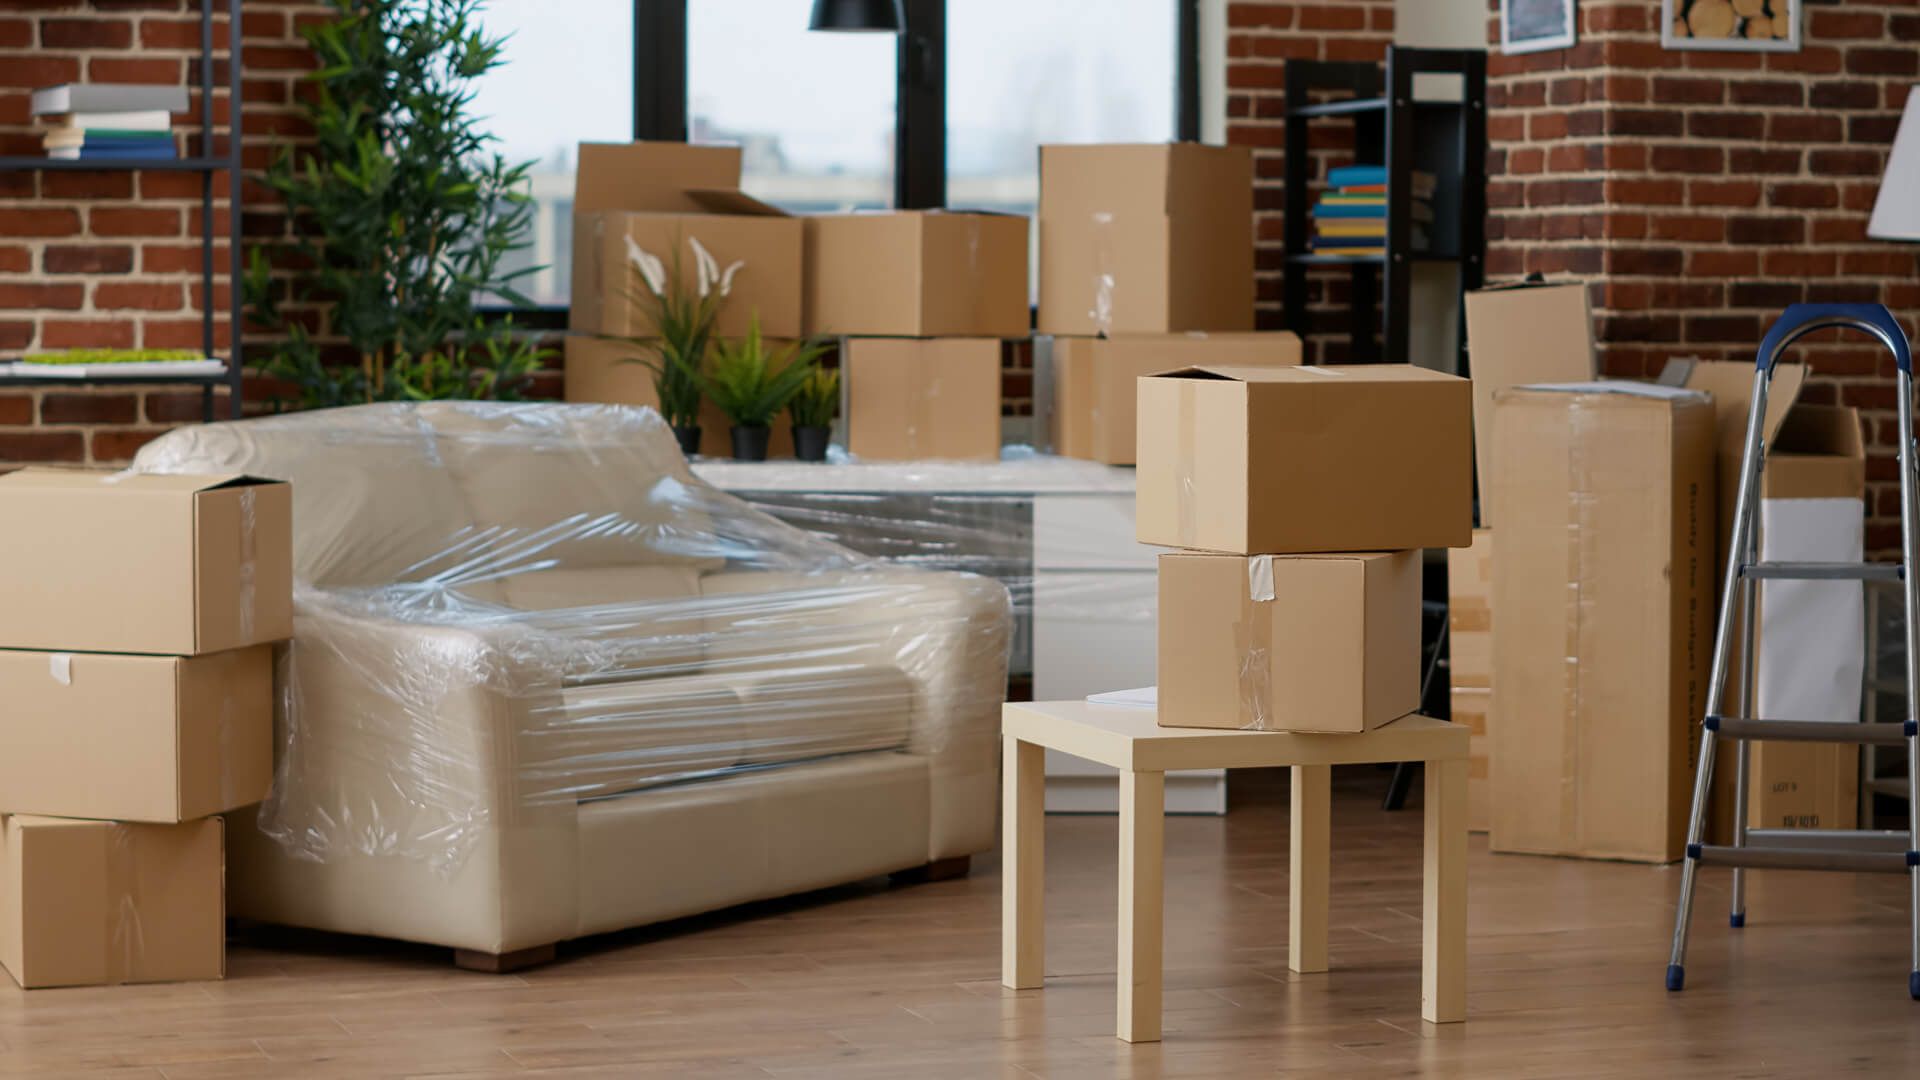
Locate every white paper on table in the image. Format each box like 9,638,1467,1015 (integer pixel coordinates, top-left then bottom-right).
1756,498,1865,724
1087,686,1157,709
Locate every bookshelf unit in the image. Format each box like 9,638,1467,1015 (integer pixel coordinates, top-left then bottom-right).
1280,46,1487,370
0,0,244,422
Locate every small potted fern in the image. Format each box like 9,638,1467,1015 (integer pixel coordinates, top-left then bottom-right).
787,366,838,462
705,312,831,461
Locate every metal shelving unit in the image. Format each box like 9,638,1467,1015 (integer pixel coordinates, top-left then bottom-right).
0,0,243,422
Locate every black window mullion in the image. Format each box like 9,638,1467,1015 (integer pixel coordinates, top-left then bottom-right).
1177,0,1200,142
896,0,946,208
634,0,688,141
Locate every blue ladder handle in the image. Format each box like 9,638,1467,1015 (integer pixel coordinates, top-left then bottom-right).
1757,303,1912,375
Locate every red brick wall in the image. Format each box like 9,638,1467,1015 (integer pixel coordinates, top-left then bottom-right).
0,0,330,465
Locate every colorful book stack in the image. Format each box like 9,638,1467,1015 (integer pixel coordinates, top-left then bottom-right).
30,83,188,161
1309,165,1436,257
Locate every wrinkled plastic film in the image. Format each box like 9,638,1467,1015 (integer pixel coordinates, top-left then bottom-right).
133,402,1015,876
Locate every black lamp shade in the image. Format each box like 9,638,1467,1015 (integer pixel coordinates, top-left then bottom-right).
808,0,903,32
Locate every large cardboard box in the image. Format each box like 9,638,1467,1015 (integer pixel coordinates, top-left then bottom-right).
570,142,804,339
1051,331,1301,465
0,646,272,822
563,334,797,459
1135,364,1472,554
803,211,1030,338
0,470,292,655
845,338,1002,461
1447,528,1494,833
1037,143,1254,336
1462,282,1595,525
1157,550,1419,733
0,815,223,988
1489,383,1715,862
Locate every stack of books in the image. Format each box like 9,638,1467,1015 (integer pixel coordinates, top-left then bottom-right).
1309,165,1436,257
30,84,188,161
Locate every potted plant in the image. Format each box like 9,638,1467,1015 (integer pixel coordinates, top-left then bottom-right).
618,235,741,455
787,366,839,462
704,313,830,461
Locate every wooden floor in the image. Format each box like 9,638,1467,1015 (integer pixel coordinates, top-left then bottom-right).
4,768,1919,1078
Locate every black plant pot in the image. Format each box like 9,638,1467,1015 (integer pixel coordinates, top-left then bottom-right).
729,424,772,462
792,425,831,462
670,425,702,458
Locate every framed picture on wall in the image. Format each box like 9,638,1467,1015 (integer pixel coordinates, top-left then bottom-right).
1501,0,1577,55
1662,0,1801,52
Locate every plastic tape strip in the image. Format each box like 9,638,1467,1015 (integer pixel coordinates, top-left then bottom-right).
1175,381,1198,546
1247,555,1275,602
1089,211,1115,336
106,823,143,984
1234,579,1275,731
48,653,71,686
1564,398,1592,844
237,487,257,642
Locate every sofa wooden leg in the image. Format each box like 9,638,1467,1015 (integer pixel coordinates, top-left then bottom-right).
453,943,556,973
890,855,971,885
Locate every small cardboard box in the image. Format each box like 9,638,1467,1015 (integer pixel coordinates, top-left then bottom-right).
1447,528,1494,833
0,646,272,822
1051,331,1301,465
569,142,804,339
0,815,223,989
1037,143,1254,336
845,338,1002,461
1462,281,1595,525
1489,383,1715,863
1157,550,1419,733
0,469,292,655
804,211,1030,338
563,334,797,459
1135,364,1472,555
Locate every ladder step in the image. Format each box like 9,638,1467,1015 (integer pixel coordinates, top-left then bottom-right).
1689,843,1915,874
1707,716,1916,745
1739,561,1902,582
1746,828,1911,854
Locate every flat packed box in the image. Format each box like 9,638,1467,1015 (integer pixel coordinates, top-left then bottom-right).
804,211,1030,338
569,142,804,339
1157,550,1419,733
1447,528,1493,833
1490,383,1714,863
845,338,1002,461
0,469,292,655
0,646,272,822
1037,143,1254,336
563,334,797,459
1462,281,1595,525
1135,364,1472,554
1051,331,1301,465
0,815,224,989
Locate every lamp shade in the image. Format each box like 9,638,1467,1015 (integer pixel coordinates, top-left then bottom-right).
808,0,903,32
1869,89,1920,241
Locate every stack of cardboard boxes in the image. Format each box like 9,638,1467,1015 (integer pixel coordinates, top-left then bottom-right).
1133,363,1473,732
0,469,292,988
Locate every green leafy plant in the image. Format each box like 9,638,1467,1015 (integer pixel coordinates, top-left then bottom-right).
244,0,549,407
703,313,830,428
23,348,203,365
610,235,742,429
787,366,839,428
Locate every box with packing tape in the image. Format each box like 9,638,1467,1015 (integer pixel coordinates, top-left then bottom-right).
1134,364,1472,555
845,338,1002,461
1462,281,1596,525
0,469,292,655
804,211,1030,338
1050,331,1301,466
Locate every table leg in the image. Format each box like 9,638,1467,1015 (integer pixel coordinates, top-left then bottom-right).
1001,736,1045,990
1423,757,1468,1024
1117,769,1164,1043
1289,763,1331,974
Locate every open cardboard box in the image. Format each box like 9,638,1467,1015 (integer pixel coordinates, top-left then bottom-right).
1050,331,1300,466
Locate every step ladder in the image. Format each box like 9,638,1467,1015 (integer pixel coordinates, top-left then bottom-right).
1667,303,1919,999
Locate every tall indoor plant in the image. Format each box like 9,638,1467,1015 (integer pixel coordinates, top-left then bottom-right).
615,235,742,455
245,0,548,406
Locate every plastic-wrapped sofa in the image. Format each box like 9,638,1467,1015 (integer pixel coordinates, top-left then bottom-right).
132,402,1012,969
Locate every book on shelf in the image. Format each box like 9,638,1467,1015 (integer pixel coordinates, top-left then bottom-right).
36,110,172,133
31,84,189,116
1316,221,1387,237
47,141,179,161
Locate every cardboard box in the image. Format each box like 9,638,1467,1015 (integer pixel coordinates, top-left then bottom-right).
1489,383,1715,862
1447,528,1494,832
1157,550,1419,733
845,338,1002,461
1462,282,1595,525
0,646,272,822
1051,331,1301,465
0,815,223,988
563,334,797,459
569,142,804,339
1037,143,1254,336
804,211,1030,338
0,470,293,655
1134,364,1472,554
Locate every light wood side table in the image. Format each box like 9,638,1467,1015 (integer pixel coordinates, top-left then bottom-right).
1000,700,1471,1043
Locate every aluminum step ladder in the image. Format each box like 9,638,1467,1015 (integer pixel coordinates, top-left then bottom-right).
1668,303,1920,999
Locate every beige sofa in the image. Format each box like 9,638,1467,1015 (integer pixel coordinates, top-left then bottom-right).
134,402,1011,967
